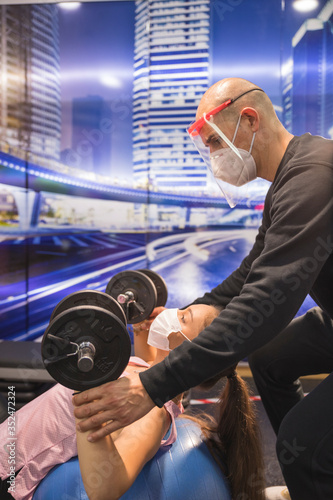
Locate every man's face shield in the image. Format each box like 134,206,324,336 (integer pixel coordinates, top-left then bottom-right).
187,88,263,207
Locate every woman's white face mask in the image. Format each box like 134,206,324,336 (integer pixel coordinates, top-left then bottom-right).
147,308,191,352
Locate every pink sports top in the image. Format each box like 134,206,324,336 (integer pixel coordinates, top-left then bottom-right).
0,356,183,500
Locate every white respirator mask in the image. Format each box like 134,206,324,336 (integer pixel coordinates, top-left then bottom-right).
147,308,191,351
208,114,257,187
187,88,264,207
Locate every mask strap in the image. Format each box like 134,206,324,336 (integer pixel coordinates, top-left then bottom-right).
179,331,192,343
234,114,256,154
231,114,242,144
249,132,256,154
203,113,243,160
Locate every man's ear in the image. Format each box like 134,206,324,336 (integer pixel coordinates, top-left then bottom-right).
240,107,259,132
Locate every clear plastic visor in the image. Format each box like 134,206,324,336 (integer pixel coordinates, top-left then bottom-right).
188,114,254,208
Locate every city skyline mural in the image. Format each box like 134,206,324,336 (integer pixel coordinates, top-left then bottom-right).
1,0,331,341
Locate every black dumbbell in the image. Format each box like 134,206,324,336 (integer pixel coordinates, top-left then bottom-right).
42,270,168,391
105,269,168,324
42,291,131,391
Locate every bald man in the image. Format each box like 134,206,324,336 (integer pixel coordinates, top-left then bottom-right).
73,79,333,500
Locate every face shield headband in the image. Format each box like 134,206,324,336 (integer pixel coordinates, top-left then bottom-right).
188,88,264,207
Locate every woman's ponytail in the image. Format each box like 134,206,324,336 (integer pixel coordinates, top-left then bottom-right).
213,369,265,500
184,366,265,500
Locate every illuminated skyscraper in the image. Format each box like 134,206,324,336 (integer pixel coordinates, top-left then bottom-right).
133,0,210,191
0,5,61,160
291,1,333,137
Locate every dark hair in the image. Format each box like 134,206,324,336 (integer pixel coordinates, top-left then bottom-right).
182,365,265,500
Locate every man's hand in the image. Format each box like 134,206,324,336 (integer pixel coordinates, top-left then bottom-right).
72,372,155,442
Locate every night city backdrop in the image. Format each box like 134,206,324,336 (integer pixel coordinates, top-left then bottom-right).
0,0,332,341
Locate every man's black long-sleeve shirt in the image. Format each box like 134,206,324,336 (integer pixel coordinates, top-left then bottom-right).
140,134,333,407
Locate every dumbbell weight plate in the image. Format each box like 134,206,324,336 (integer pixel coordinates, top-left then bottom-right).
42,305,131,391
138,269,168,307
105,270,157,324
50,290,126,326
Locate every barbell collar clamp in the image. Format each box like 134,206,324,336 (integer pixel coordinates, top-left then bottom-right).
117,291,135,304
43,334,80,366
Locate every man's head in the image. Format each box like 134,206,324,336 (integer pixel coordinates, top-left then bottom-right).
196,78,277,153
189,78,293,196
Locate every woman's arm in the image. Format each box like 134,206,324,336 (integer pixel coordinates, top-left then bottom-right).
76,404,170,500
132,306,165,362
132,324,156,363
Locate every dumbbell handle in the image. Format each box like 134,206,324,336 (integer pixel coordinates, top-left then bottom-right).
77,342,96,372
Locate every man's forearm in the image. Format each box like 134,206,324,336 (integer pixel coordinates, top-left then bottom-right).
139,359,185,407
141,234,265,406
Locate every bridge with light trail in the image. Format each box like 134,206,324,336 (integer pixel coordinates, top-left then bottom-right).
0,150,265,230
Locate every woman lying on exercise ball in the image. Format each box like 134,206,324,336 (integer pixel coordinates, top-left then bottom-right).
0,304,266,500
